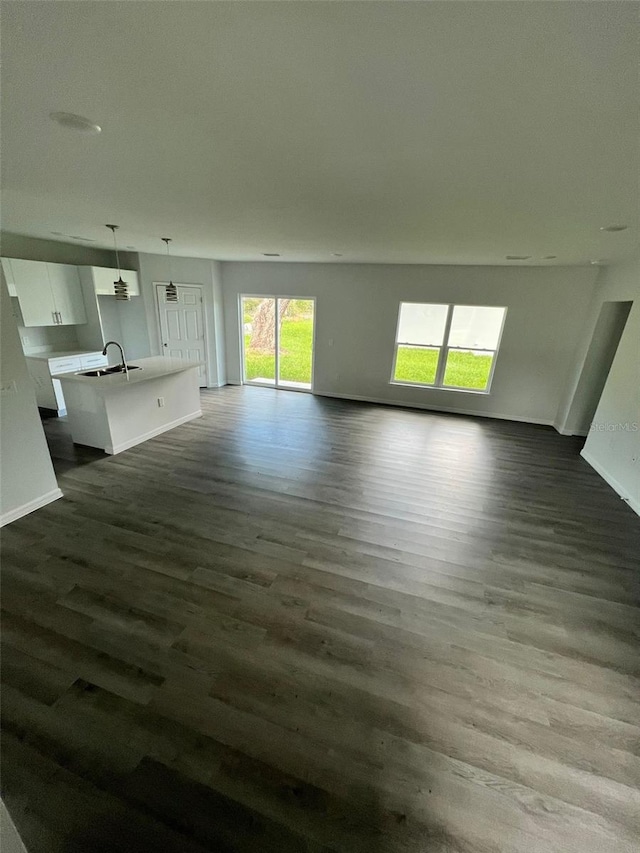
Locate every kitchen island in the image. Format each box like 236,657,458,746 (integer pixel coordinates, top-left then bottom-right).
56,356,202,454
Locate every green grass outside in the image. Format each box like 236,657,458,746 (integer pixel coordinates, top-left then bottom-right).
394,346,493,390
244,316,313,384
244,318,493,390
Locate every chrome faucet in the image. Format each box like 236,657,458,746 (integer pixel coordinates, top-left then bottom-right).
102,340,129,381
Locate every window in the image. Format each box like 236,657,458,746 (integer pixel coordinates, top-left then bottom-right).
392,303,506,392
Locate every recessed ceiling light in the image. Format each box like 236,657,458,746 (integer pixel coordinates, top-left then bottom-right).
542,255,557,260
600,225,628,232
263,253,280,257
506,255,531,261
49,112,102,134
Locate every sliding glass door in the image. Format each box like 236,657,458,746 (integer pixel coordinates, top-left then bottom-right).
241,296,314,390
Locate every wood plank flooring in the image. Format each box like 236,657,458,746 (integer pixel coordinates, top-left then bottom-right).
2,386,639,853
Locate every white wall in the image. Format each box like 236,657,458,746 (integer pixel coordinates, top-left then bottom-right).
136,253,226,386
1,273,62,526
222,262,599,424
559,300,632,436
211,260,227,387
579,257,640,515
1,231,115,267
1,801,27,853
17,317,80,356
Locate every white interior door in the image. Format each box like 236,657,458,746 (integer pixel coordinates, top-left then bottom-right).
156,284,208,387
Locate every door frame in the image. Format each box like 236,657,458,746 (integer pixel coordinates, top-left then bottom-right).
154,282,210,388
239,294,317,392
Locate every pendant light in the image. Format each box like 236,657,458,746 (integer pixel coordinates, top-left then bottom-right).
106,224,130,300
162,237,178,303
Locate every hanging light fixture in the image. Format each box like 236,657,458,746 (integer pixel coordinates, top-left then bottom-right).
162,237,178,303
106,224,130,300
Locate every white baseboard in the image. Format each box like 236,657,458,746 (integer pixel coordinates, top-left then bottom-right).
312,391,554,427
553,418,589,436
554,425,589,437
0,487,64,528
580,448,640,516
106,411,202,455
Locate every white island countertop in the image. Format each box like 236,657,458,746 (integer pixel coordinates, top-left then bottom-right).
56,356,202,392
56,356,203,455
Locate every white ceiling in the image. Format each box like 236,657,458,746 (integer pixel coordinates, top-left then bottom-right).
1,1,638,265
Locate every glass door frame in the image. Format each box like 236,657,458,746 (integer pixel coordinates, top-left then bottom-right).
239,294,316,392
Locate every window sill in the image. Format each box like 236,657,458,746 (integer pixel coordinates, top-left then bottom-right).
390,381,491,395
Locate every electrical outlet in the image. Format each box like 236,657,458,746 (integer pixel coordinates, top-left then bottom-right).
157,397,165,408
22,336,30,347
0,380,17,396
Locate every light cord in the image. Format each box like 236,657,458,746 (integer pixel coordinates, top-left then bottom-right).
107,224,121,276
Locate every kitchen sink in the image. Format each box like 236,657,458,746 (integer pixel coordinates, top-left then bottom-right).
81,365,140,377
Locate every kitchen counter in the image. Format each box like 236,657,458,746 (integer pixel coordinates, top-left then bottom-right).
57,356,202,455
56,356,202,391
25,350,110,415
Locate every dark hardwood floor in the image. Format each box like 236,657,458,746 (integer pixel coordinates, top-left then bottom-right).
2,386,639,853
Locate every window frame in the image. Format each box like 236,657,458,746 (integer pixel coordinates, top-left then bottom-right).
390,302,507,394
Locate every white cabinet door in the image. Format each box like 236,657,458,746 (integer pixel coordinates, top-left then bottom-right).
1,258,18,296
47,263,87,325
25,358,58,409
10,259,57,326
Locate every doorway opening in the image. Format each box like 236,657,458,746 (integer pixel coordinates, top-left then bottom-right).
241,296,315,391
156,283,209,388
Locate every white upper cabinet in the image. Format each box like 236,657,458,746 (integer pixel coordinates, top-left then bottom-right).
4,258,87,327
8,259,53,326
80,265,140,297
1,258,18,296
46,263,87,325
